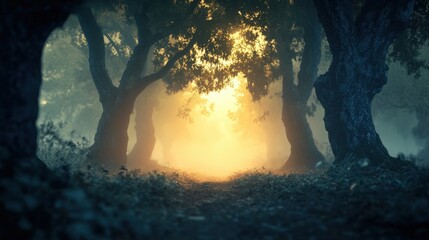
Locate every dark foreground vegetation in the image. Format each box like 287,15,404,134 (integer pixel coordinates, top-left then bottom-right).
1,1,428,239
2,147,428,239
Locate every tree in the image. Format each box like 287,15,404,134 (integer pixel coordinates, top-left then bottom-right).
76,0,232,169
0,1,80,169
128,81,158,169
278,0,327,171
373,59,429,161
312,0,416,165
224,0,327,172
0,1,82,237
377,0,429,161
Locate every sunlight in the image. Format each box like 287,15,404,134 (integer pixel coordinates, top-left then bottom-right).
202,77,241,112
127,26,288,179
149,76,271,178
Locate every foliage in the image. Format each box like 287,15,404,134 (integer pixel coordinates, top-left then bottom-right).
10,124,429,238
389,0,429,78
154,0,240,95
75,169,187,209
37,121,89,170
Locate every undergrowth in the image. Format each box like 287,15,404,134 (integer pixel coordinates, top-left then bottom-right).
3,122,425,239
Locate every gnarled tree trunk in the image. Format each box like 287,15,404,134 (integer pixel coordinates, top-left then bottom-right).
0,2,78,170
313,0,415,165
89,92,138,168
1,2,82,238
315,54,390,162
77,6,197,170
77,8,151,170
280,0,326,172
281,88,325,171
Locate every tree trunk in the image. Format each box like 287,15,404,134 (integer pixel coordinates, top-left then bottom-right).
88,93,137,169
281,89,325,171
315,56,390,163
127,98,156,169
0,3,77,170
312,0,415,166
77,8,152,170
279,3,326,172
1,3,83,238
78,6,198,169
127,49,158,170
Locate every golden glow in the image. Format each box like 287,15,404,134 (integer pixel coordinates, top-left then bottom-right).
189,25,270,73
128,78,290,179
202,77,241,112
129,28,287,179
152,77,268,178
230,27,268,59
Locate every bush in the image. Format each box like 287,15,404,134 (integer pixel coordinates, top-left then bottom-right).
37,121,88,171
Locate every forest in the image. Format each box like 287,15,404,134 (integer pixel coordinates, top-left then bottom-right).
1,0,429,239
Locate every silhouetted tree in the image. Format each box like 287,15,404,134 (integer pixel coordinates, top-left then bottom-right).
224,0,327,172
382,0,429,161
0,1,80,169
279,0,326,171
77,0,232,169
128,89,157,168
312,0,415,165
0,1,82,237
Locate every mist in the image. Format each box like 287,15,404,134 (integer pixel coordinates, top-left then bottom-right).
38,19,429,177
4,1,429,238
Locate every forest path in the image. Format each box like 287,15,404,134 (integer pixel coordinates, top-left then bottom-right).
81,167,429,239
170,178,329,239
147,168,429,239
180,181,238,219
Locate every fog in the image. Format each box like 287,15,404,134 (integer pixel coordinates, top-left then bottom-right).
38,19,428,178
124,79,283,176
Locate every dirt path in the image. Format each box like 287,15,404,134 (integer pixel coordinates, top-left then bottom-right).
152,169,429,239
77,167,429,239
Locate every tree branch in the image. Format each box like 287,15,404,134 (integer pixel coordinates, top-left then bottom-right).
76,7,117,105
296,0,322,102
136,34,198,92
356,0,416,56
312,0,355,56
104,33,128,64
135,0,199,47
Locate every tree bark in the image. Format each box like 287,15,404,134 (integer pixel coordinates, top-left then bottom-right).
315,56,390,162
281,87,325,171
77,7,198,170
127,49,159,169
128,98,156,168
312,0,415,165
280,0,326,172
0,2,82,237
0,2,78,170
88,92,138,168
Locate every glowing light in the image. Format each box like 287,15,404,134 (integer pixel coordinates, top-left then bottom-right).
151,77,269,178
40,99,48,106
129,27,288,179
126,78,290,180
202,77,241,113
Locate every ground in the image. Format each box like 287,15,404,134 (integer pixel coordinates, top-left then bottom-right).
2,157,429,239
78,163,429,239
